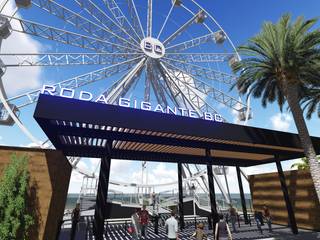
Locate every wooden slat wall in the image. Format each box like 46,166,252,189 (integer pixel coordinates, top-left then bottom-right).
249,170,320,231
0,147,72,240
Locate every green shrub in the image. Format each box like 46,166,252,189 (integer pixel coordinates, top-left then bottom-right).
0,153,34,240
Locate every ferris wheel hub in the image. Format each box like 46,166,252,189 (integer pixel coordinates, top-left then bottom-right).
140,37,165,59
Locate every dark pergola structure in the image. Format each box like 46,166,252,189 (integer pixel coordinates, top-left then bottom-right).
34,95,320,240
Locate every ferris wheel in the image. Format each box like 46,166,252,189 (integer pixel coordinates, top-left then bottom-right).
0,0,251,185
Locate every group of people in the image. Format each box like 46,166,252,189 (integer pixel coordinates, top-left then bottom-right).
254,205,273,234
165,212,233,240
131,205,150,239
130,204,272,240
227,205,272,236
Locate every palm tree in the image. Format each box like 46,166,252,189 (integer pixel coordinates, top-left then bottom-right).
302,88,320,119
291,156,320,170
233,14,320,202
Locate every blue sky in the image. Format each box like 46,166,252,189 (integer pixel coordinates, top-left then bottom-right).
0,0,319,194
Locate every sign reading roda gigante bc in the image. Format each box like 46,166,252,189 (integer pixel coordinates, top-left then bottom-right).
41,84,223,123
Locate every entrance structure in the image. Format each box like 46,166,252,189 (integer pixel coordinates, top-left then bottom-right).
34,94,320,239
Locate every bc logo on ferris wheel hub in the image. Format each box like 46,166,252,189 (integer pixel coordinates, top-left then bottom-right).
140,37,165,59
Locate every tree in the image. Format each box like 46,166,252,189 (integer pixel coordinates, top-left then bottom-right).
291,156,320,170
233,14,320,202
0,154,33,239
302,88,320,119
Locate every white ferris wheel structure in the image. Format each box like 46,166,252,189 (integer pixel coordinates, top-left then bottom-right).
0,0,252,205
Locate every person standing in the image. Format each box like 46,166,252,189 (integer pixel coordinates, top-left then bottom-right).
215,214,232,240
131,208,141,239
70,203,80,240
191,223,207,240
228,205,237,233
139,205,149,238
254,210,263,235
165,211,179,240
263,205,272,232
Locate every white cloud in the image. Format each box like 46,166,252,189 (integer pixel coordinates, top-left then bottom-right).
270,113,292,131
110,159,135,176
231,99,244,124
217,102,226,110
1,2,42,96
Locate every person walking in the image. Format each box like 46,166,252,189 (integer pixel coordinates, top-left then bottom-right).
228,205,237,233
70,203,80,240
215,214,232,240
131,208,141,239
263,205,272,232
191,223,207,240
254,210,263,235
165,211,179,240
139,205,149,238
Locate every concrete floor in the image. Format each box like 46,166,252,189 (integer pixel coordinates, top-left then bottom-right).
58,217,320,240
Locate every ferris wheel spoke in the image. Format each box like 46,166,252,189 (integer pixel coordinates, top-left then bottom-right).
99,72,131,100
166,53,235,63
162,60,247,111
155,62,186,108
126,0,145,39
153,63,180,107
0,0,9,12
166,32,218,53
163,11,203,46
71,157,82,167
158,62,202,114
144,60,151,102
161,62,225,119
4,14,139,53
147,0,153,37
105,64,144,104
102,0,142,41
7,56,143,108
104,58,146,104
0,53,142,67
162,57,237,85
148,61,168,106
32,0,138,49
75,0,140,45
157,2,174,39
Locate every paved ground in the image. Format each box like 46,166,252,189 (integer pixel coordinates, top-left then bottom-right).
58,217,320,240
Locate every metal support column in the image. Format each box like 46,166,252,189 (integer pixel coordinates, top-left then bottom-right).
236,166,249,224
94,142,112,240
177,162,185,229
276,159,298,234
206,149,218,231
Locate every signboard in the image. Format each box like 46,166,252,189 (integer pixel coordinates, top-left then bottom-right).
41,84,223,122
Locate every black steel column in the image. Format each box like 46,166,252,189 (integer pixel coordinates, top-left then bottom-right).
236,166,249,224
94,142,112,240
276,159,298,234
177,162,185,229
206,149,217,231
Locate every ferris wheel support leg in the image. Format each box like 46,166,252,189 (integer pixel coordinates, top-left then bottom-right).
177,162,185,230
223,166,232,204
212,170,231,205
206,149,218,231
236,166,249,224
94,143,112,240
